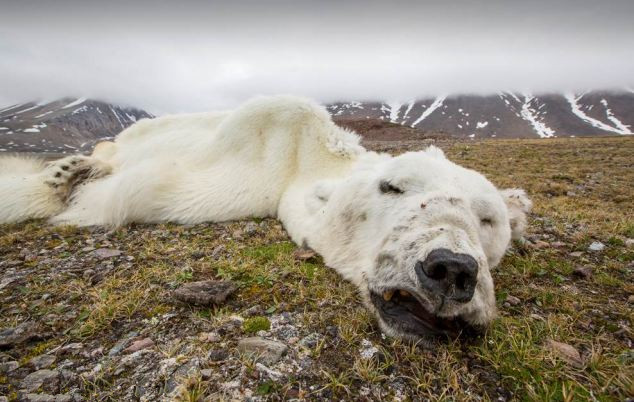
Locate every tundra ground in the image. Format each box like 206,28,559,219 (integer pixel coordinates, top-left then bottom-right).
0,137,632,401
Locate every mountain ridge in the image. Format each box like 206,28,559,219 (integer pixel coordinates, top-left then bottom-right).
327,90,634,138
0,98,152,153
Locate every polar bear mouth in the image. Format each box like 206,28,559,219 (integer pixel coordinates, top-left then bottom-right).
370,289,478,338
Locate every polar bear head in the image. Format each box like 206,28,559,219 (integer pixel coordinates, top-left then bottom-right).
308,146,531,340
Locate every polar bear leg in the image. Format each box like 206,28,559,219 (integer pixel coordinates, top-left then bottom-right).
0,154,112,223
44,155,112,201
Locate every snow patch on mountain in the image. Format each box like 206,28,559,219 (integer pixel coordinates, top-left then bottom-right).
519,94,555,138
565,93,632,135
411,96,446,127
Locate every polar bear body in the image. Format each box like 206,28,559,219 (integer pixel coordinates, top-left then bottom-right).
0,95,531,339
51,96,363,230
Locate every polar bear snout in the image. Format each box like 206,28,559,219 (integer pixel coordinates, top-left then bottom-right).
415,248,478,303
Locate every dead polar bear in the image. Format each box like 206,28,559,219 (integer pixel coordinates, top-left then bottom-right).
0,95,531,340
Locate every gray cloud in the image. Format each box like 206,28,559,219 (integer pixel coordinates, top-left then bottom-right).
1,0,632,113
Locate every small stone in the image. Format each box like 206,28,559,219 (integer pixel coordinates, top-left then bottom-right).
173,280,236,306
198,332,220,343
207,349,229,361
551,241,566,248
23,394,72,402
108,331,138,356
0,321,40,348
627,295,634,303
244,221,259,235
625,238,634,248
299,333,321,349
243,305,263,317
123,337,154,353
0,360,19,373
81,246,95,252
90,347,104,358
545,339,583,368
201,368,213,380
30,354,56,369
92,248,122,259
529,240,550,250
359,339,379,360
505,295,521,306
569,251,583,258
21,369,60,393
572,266,593,279
237,337,288,365
59,342,83,355
588,241,605,252
293,248,317,261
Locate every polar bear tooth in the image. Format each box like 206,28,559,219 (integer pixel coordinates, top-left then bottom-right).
383,290,394,301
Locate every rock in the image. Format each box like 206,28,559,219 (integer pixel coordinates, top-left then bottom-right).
588,241,605,252
527,240,549,250
30,354,56,369
23,395,72,402
243,305,263,317
165,358,201,394
299,333,321,349
198,332,220,343
551,241,566,248
545,339,583,368
0,360,19,373
573,266,593,279
92,248,122,259
628,295,634,303
244,221,259,235
173,280,236,306
569,251,583,258
0,321,40,348
108,331,139,356
505,295,521,306
21,369,60,393
293,248,317,261
359,339,379,360
255,362,284,380
124,338,154,353
207,349,229,361
625,238,634,248
58,342,83,355
90,347,104,358
201,368,213,380
237,337,288,365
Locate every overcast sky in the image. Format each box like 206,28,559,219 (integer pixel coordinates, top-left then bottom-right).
1,0,633,114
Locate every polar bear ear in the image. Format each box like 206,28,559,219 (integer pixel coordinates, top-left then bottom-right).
424,145,447,159
500,188,532,240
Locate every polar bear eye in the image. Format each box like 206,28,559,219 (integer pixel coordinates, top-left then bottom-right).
379,180,404,195
480,218,494,226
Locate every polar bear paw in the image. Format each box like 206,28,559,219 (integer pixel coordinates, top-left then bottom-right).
44,155,111,200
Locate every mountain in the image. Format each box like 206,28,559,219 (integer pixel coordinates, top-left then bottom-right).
327,91,634,138
0,98,152,153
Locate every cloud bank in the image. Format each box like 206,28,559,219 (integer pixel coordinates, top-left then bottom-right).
1,0,633,113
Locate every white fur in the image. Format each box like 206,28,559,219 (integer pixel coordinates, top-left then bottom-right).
0,95,530,338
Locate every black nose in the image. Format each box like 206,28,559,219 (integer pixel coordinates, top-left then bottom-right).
415,248,478,303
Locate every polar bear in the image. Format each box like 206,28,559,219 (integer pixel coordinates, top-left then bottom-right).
0,96,531,340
